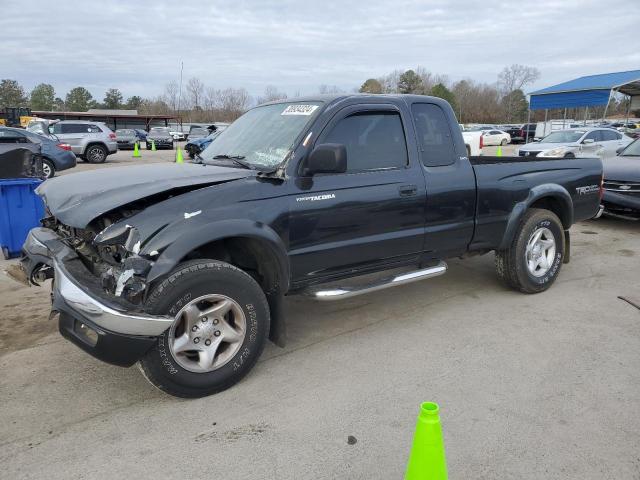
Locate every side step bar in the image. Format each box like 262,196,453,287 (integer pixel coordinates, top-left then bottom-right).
305,261,447,301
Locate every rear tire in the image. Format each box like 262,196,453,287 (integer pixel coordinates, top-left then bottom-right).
42,158,55,178
85,144,107,163
495,208,564,293
138,260,270,398
501,138,508,146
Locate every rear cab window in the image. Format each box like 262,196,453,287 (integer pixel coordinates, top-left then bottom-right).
411,103,456,166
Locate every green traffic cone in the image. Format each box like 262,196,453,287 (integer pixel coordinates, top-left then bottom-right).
151,139,156,152
496,145,502,157
175,146,184,164
133,141,141,158
405,402,448,480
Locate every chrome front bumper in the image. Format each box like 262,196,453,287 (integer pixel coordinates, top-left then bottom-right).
22,228,173,337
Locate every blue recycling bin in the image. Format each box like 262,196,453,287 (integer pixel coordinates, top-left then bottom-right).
0,178,45,259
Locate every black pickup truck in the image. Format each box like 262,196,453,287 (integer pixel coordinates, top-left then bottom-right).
10,95,603,398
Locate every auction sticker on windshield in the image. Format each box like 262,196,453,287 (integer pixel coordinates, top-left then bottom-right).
281,105,319,116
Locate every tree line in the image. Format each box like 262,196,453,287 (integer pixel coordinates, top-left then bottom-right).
1,64,635,125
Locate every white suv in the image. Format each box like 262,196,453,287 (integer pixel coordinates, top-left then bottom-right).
50,121,118,163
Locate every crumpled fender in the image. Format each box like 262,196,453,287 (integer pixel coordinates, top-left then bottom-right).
145,218,290,291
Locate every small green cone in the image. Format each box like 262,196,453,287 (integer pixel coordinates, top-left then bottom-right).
496,145,502,157
175,146,184,164
405,402,448,480
151,139,156,152
133,141,141,158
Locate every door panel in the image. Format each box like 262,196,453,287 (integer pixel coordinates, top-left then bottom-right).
289,105,426,284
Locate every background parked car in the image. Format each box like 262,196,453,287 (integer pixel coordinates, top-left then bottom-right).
185,130,223,159
134,129,147,142
600,138,640,220
482,129,511,146
49,121,117,163
169,130,186,141
518,127,632,158
146,127,174,149
0,126,76,178
115,129,139,150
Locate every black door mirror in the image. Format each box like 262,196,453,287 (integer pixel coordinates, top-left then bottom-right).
304,143,347,175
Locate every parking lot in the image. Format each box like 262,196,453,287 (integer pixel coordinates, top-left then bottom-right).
0,146,639,479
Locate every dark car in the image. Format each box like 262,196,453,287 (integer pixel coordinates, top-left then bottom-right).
0,126,76,178
115,129,139,150
185,126,211,142
600,139,640,220
506,123,537,143
185,129,225,158
146,127,174,150
11,94,603,398
134,129,147,141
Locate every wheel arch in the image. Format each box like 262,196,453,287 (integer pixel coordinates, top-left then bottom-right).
83,141,109,155
146,220,290,347
499,184,573,250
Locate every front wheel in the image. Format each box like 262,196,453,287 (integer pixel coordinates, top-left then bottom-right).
138,260,270,398
495,208,564,293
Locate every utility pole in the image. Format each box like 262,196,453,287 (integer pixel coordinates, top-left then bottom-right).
177,61,184,129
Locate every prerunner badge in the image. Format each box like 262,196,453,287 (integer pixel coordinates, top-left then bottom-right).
281,104,319,116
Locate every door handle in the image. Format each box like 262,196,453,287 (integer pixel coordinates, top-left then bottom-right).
399,185,417,196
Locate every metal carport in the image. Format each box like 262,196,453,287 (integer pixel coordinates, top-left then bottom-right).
525,69,640,140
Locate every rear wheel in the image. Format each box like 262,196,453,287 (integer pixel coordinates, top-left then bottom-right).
495,208,564,293
501,138,508,146
85,144,107,163
138,260,270,398
42,158,55,178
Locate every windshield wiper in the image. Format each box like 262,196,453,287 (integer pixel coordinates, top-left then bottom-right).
212,154,254,170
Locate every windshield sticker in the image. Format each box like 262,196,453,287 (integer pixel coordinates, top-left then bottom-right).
281,105,319,116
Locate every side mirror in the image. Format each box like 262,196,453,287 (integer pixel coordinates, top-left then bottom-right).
304,144,347,175
582,138,595,144
616,146,625,155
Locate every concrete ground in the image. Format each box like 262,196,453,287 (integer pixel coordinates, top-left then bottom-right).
1,145,639,479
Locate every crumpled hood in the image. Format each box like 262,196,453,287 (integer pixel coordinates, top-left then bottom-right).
602,156,640,181
37,163,253,228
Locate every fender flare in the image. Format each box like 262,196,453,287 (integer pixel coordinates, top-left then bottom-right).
498,184,573,250
146,219,290,293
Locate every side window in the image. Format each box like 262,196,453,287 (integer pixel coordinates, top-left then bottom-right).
61,124,84,134
584,131,601,142
51,123,63,134
600,130,618,141
323,112,408,172
0,129,28,143
87,124,101,133
412,103,456,166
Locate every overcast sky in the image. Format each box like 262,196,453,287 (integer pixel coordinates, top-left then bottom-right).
2,0,638,101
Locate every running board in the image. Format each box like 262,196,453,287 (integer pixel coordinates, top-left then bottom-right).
304,261,447,301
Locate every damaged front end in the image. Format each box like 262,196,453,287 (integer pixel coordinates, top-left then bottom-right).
41,209,156,306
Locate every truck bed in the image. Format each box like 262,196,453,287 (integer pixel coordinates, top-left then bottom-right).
468,155,603,251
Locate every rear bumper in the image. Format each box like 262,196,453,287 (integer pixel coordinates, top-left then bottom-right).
19,228,172,366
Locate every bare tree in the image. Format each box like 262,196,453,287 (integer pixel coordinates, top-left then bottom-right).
257,85,287,104
498,64,540,122
318,84,343,94
186,77,205,109
164,81,179,112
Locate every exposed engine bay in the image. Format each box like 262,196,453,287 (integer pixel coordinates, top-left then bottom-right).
44,204,153,305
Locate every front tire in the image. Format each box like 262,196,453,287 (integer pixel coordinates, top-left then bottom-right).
495,208,564,293
139,260,270,398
